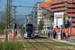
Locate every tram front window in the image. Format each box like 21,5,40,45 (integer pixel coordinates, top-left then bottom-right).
26,25,33,34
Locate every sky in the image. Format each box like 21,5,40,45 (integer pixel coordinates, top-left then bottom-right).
0,0,45,24
0,0,45,15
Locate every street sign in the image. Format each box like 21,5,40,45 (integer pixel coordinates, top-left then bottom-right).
66,17,68,20
62,27,64,29
69,23,72,26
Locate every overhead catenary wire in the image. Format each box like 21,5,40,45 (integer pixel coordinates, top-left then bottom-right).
26,0,37,15
15,0,34,5
14,0,29,5
12,0,37,16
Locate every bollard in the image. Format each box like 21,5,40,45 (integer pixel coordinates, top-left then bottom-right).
43,33,44,36
66,35,68,41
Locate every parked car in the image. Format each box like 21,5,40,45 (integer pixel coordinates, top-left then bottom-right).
35,30,39,34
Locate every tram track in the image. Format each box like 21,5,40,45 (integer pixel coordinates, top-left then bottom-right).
34,39,53,50
26,39,38,50
23,38,74,50
42,39,72,50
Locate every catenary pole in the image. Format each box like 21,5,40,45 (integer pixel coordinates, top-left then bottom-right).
6,0,9,41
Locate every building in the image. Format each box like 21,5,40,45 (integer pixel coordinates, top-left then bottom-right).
39,1,54,28
39,0,75,35
32,1,44,29
31,1,54,29
50,0,75,27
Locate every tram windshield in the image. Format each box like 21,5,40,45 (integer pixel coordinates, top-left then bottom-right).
26,24,33,33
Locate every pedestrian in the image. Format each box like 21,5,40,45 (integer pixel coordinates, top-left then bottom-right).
63,32,66,39
43,31,45,36
53,31,56,39
50,31,52,38
45,30,46,35
15,29,17,36
61,31,63,39
38,31,39,33
48,31,50,38
51,30,53,38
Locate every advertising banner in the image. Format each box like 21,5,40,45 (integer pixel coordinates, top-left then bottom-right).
54,12,64,28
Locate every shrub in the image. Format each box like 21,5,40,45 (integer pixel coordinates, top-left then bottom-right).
0,41,23,50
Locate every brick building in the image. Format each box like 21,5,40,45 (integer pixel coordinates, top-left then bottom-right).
39,0,75,35
40,0,75,27
51,0,75,27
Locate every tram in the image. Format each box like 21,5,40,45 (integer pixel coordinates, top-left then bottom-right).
23,23,35,38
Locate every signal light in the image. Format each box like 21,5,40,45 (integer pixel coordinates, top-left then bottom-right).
64,21,69,28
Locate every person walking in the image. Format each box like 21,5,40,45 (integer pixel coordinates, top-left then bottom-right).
43,31,45,36
61,31,63,39
48,31,50,38
38,31,39,33
63,32,66,39
53,31,56,39
51,30,53,38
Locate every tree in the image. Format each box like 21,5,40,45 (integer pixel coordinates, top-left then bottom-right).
38,18,44,30
1,0,17,28
0,22,5,30
7,0,17,27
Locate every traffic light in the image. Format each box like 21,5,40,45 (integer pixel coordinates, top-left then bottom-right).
61,25,62,27
47,27,50,29
67,21,69,27
65,24,68,28
64,21,69,28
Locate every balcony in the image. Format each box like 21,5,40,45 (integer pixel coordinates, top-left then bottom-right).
34,10,37,12
42,10,47,15
72,18,75,22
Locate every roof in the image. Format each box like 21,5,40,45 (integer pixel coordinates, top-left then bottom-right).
39,1,51,10
45,0,52,2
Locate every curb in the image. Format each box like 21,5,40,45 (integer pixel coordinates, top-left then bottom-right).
51,39,75,45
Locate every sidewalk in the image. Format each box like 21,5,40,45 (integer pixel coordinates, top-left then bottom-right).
42,35,75,45
51,38,75,45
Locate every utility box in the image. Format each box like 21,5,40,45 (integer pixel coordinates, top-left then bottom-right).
57,32,61,40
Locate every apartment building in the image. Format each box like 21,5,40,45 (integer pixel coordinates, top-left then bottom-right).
32,1,44,29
